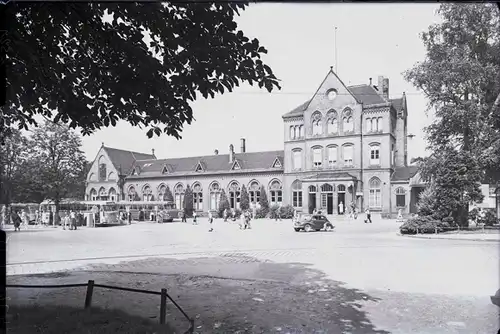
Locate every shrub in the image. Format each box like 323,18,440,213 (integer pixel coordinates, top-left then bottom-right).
480,210,498,226
399,216,444,235
254,207,269,219
269,205,294,219
217,190,230,218
183,185,194,217
240,185,250,211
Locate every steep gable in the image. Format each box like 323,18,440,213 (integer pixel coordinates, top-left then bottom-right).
271,157,282,168
104,147,156,175
231,160,242,170
195,161,205,172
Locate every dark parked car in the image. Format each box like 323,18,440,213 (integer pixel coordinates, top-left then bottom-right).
293,213,334,232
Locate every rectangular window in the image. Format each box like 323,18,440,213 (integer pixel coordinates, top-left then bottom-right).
396,194,405,207
328,147,337,167
370,147,380,165
391,144,395,165
343,146,353,166
321,193,327,208
313,148,322,167
293,150,302,170
369,190,381,208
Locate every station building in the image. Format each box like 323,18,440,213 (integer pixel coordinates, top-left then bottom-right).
85,68,445,217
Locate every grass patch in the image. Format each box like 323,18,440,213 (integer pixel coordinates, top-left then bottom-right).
7,305,174,333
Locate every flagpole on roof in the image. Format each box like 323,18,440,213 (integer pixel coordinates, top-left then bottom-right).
334,26,338,74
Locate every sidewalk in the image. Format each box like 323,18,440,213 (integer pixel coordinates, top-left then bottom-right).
400,232,500,242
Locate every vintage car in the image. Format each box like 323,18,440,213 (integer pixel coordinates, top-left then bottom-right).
293,213,335,232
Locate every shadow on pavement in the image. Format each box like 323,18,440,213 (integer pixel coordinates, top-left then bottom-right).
7,255,390,334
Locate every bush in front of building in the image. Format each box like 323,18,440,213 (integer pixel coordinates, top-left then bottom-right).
399,216,446,235
183,185,194,217
259,185,270,211
240,185,250,211
217,190,230,219
480,210,498,226
269,205,295,219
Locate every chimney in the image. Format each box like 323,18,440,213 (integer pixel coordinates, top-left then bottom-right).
378,76,389,99
229,144,234,163
369,78,372,86
214,149,219,155
240,138,246,153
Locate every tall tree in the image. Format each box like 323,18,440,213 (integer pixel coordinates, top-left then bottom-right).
240,184,249,211
183,185,194,217
259,185,269,213
28,121,88,222
404,3,500,224
218,189,230,218
164,185,174,203
3,3,281,142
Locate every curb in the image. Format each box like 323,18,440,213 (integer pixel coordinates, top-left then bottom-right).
398,233,500,242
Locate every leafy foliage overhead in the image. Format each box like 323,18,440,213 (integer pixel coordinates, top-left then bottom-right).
4,3,281,141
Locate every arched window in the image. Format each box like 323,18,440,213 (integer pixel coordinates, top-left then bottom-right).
90,188,97,201
174,184,184,209
292,180,302,208
396,187,406,208
327,118,338,134
193,183,203,211
248,181,261,205
299,125,304,138
158,184,167,201
370,144,380,165
327,146,338,168
312,112,322,135
228,181,241,209
309,185,317,193
337,184,346,192
290,126,295,140
292,149,302,170
366,118,372,132
321,184,334,192
142,185,153,202
371,118,377,132
343,116,353,133
312,146,323,168
209,182,221,210
98,187,108,201
342,145,354,166
127,186,136,202
269,180,283,206
109,188,117,202
369,178,382,208
377,117,383,132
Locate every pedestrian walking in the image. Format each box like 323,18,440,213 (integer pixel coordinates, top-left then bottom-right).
223,209,228,222
192,211,198,225
246,210,252,229
181,210,187,223
239,211,246,229
338,201,344,215
12,211,21,232
21,210,29,230
364,208,372,224
208,211,214,232
231,209,236,222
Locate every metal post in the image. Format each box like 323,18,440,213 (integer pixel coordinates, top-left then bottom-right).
84,280,94,309
160,288,167,324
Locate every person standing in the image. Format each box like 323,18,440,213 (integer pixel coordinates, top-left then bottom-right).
208,211,214,232
21,210,29,230
365,208,372,224
192,211,197,225
12,211,21,232
70,210,76,230
239,210,246,230
338,201,344,215
223,209,228,222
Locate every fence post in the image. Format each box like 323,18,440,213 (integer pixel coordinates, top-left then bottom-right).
160,288,167,325
84,280,94,309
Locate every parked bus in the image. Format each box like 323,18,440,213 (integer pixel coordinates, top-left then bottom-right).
118,201,182,222
39,199,123,227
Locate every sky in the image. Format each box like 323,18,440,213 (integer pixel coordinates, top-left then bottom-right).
81,3,441,162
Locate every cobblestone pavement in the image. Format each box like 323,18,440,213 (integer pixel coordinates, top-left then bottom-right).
6,218,500,333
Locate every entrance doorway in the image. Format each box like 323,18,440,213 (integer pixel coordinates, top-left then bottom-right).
308,185,317,214
337,184,346,214
320,183,334,215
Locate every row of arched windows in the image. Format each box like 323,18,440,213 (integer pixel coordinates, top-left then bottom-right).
125,179,284,210
290,125,304,140
310,109,354,137
366,117,383,133
88,187,117,202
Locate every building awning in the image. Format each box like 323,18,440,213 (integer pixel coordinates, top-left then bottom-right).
302,172,357,182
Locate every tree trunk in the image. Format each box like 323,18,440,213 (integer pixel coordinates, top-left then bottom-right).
54,198,60,227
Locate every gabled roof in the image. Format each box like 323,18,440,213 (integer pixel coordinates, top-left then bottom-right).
195,161,205,172
347,85,387,106
282,84,391,119
104,147,156,175
128,150,284,178
390,97,404,114
271,157,283,168
231,159,242,170
391,166,419,182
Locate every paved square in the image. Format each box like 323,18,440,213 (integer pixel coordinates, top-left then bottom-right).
6,218,500,333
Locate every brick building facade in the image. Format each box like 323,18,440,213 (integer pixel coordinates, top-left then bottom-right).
86,68,421,217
